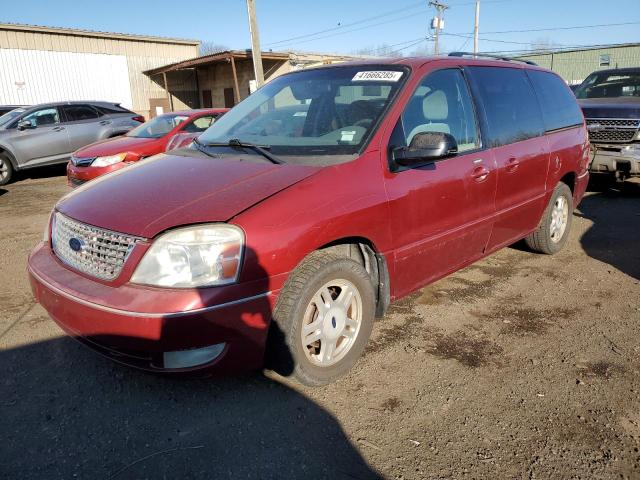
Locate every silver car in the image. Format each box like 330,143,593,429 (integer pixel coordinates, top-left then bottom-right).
0,101,144,185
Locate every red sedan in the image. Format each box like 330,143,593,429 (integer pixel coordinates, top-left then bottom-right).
67,108,227,187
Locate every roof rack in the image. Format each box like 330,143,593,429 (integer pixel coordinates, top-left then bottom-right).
447,51,538,66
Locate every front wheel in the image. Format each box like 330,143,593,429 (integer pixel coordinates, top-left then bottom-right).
525,182,573,254
0,154,14,186
268,251,376,386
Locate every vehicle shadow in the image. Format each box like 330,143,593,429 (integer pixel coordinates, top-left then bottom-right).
0,188,7,197
14,164,67,182
576,178,640,280
8,246,380,479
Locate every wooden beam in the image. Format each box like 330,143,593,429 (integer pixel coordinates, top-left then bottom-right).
162,72,174,111
230,55,241,104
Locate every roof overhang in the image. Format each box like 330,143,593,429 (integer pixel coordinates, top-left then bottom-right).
144,50,291,76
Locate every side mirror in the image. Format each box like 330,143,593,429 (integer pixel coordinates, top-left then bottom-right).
392,131,458,167
17,120,34,131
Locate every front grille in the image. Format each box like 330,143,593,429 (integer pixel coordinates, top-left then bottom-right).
68,177,86,188
52,213,142,281
586,118,640,143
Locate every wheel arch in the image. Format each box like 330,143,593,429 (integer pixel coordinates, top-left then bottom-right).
0,144,18,169
317,236,390,318
559,171,576,194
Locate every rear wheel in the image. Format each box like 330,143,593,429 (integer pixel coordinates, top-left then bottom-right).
525,182,573,254
268,251,376,386
0,153,14,186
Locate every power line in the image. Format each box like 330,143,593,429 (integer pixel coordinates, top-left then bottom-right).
265,1,425,47
459,20,640,35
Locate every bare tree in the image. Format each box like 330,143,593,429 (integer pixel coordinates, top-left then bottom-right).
199,41,230,56
529,37,560,53
353,44,403,57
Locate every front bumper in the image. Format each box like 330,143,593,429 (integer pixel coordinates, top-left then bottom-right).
589,143,640,176
66,162,130,187
28,242,276,374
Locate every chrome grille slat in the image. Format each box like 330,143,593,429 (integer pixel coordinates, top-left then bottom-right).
52,213,142,281
585,118,640,143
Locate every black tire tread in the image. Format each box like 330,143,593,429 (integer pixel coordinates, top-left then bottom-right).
525,182,573,255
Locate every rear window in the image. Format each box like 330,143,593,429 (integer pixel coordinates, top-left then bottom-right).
527,70,583,132
468,66,544,147
94,104,132,115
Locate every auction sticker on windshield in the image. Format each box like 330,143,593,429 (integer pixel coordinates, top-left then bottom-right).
352,71,403,82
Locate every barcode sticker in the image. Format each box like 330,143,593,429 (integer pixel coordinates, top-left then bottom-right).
352,71,403,82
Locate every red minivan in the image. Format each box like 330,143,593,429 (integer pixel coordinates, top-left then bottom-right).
66,108,227,187
29,55,589,385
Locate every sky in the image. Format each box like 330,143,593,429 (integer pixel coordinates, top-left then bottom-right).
1,0,639,56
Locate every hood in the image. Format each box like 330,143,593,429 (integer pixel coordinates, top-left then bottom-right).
75,136,159,158
578,97,640,119
57,152,319,238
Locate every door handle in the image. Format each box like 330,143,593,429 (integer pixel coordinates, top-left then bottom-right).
100,120,112,125
505,157,519,172
52,126,65,132
472,165,490,182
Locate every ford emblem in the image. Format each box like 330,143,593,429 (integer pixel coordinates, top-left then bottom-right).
69,237,85,252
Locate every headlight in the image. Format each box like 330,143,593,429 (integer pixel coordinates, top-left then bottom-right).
92,153,127,167
130,224,244,288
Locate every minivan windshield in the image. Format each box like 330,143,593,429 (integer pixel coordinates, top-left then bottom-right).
126,114,189,139
574,71,640,99
0,108,25,127
197,66,407,163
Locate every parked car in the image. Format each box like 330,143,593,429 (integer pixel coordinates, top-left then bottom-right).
0,101,144,185
28,55,589,385
574,67,640,181
0,105,26,116
67,108,228,187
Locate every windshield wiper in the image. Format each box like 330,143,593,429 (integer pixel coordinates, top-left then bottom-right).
200,138,283,165
192,137,222,158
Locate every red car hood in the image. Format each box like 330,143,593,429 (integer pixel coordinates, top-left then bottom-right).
75,136,158,157
57,152,319,238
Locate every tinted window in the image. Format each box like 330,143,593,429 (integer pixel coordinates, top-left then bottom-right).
23,107,60,126
396,68,480,152
94,104,131,114
182,115,216,133
62,105,101,122
126,114,189,139
468,67,544,147
527,70,584,131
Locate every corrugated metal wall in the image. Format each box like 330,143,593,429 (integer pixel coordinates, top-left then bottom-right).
0,26,199,117
0,48,133,107
517,44,640,85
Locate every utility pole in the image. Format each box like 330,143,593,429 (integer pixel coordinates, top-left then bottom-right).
246,0,265,88
429,1,449,55
473,0,480,54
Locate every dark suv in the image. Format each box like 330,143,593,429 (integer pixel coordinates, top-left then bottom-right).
574,68,640,181
29,54,589,386
0,101,144,185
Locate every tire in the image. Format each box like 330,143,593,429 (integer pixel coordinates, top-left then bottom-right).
525,182,573,255
268,250,376,386
0,153,14,186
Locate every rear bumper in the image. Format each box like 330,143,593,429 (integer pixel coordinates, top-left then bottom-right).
590,144,640,176
28,242,275,374
66,161,130,187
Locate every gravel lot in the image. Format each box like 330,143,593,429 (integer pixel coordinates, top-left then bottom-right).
1,167,639,479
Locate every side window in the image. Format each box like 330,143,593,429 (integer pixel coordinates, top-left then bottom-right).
22,107,60,127
62,105,101,122
398,69,480,152
468,67,544,147
527,70,584,132
182,115,215,133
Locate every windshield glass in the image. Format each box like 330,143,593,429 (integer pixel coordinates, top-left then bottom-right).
126,114,189,138
197,66,407,162
575,71,640,99
0,108,25,126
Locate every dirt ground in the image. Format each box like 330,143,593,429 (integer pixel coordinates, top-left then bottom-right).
1,166,639,479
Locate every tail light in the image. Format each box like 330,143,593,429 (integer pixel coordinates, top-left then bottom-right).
132,115,145,123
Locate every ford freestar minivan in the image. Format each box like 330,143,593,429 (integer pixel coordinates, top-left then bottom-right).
28,55,589,386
